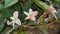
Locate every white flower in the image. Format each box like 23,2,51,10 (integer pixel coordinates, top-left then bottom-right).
7,11,21,29
49,5,57,14
24,9,38,22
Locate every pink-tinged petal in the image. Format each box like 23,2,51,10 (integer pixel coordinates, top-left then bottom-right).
24,11,29,15
44,5,57,15
53,10,57,14
44,11,50,15
49,5,57,13
34,11,38,16
13,11,18,18
25,17,30,20
29,9,33,13
30,17,36,22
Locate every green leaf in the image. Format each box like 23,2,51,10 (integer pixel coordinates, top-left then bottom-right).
0,14,6,32
50,12,58,21
4,0,18,8
0,4,4,10
0,26,12,34
32,0,48,10
0,3,21,18
22,0,31,11
54,0,60,6
0,23,5,32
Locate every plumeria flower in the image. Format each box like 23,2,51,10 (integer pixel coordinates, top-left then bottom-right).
7,11,21,29
44,5,57,15
24,9,38,22
49,5,57,14
44,5,57,22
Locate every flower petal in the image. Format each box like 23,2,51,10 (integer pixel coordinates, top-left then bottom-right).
30,17,36,22
34,11,38,16
25,17,29,20
29,9,33,13
24,11,29,15
10,17,14,20
49,5,57,14
7,21,13,25
13,11,18,18
15,19,21,26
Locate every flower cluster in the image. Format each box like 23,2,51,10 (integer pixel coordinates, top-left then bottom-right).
7,7,57,33
7,9,38,29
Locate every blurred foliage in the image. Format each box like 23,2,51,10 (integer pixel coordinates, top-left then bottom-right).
4,0,18,8
0,0,59,34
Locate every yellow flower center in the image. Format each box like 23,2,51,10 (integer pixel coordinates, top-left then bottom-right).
29,13,33,18
13,17,16,22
